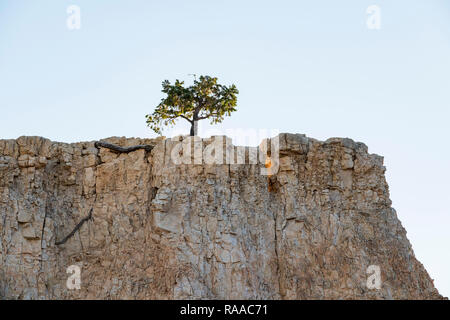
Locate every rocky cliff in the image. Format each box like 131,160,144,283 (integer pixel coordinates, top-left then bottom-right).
0,134,443,299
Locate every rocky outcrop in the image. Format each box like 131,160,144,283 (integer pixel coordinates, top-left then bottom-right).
0,134,443,299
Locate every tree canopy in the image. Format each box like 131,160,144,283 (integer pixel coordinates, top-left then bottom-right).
146,75,239,136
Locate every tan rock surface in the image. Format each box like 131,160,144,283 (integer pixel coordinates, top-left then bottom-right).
0,134,444,299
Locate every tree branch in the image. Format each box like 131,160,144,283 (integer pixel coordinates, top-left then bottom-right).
94,141,154,153
55,208,93,245
180,115,193,123
196,111,221,120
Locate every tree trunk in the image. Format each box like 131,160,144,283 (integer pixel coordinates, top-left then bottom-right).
94,141,153,153
190,118,198,136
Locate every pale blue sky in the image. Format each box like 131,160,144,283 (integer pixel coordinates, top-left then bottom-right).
1,0,449,297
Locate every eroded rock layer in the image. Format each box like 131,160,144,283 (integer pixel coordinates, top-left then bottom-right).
0,134,443,299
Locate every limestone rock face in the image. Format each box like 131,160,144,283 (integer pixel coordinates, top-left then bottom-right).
0,134,443,299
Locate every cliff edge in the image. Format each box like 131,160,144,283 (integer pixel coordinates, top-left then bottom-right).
0,134,443,299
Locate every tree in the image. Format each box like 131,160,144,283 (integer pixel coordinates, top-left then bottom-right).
146,75,239,136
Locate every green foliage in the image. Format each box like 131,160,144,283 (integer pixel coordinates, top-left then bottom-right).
146,75,239,135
